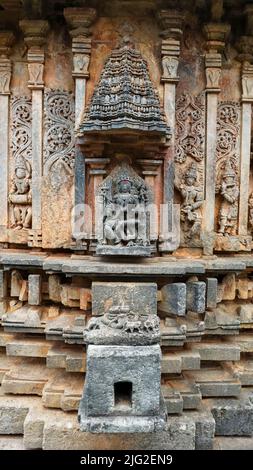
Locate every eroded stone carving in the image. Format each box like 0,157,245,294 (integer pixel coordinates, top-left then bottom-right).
9,156,32,229
216,102,240,236
9,96,32,229
73,54,90,76
205,67,221,89
96,159,153,256
218,160,239,236
175,93,205,164
162,56,179,80
85,305,160,345
178,162,203,242
0,61,11,94
43,89,75,174
175,93,204,247
28,61,44,88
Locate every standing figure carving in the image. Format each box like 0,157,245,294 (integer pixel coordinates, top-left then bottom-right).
9,157,32,230
218,160,239,236
179,163,203,241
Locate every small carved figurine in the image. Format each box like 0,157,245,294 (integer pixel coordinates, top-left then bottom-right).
179,162,203,240
9,157,32,230
218,160,239,236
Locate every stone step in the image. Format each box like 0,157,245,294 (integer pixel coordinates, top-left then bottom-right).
224,359,253,386
1,358,54,396
0,436,25,450
161,349,201,374
213,436,253,450
0,330,16,347
226,333,253,353
5,336,52,358
204,388,253,436
0,390,38,434
163,377,202,410
0,351,17,382
46,343,85,372
23,403,196,450
184,367,241,397
189,340,240,361
184,405,215,450
42,370,84,411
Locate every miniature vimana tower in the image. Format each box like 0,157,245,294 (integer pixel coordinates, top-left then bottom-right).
1,0,253,450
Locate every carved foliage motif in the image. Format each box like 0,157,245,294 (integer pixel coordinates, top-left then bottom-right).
175,93,205,246
216,102,240,235
43,89,75,174
11,96,32,163
9,96,32,229
175,92,205,164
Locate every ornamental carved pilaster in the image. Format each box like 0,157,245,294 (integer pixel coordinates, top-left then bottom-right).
203,23,230,92
0,31,15,95
64,7,97,79
157,9,184,84
19,19,49,89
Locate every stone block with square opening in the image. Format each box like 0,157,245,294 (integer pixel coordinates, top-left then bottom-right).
78,344,167,433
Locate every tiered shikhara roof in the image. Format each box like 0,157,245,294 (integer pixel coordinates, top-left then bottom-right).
79,43,170,136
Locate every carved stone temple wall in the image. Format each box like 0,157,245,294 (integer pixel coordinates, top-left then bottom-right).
1,0,253,450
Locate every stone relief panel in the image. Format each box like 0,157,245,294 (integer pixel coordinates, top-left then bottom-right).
9,96,32,230
42,90,75,249
96,160,153,256
175,92,205,247
43,89,75,181
175,92,205,165
215,102,240,237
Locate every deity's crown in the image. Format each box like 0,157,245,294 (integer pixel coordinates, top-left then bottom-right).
223,159,236,178
15,156,31,175
185,162,197,180
116,174,132,185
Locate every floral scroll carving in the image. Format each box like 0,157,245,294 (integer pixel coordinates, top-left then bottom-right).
9,96,32,229
175,93,205,164
216,102,240,236
43,89,75,175
175,93,205,247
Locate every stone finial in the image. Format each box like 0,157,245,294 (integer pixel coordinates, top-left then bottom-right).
203,23,230,91
19,19,49,48
19,20,49,90
157,9,184,40
0,30,15,95
63,7,97,38
203,23,231,52
64,8,96,80
157,9,184,83
0,31,15,57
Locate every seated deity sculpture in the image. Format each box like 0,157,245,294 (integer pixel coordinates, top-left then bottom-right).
96,160,152,255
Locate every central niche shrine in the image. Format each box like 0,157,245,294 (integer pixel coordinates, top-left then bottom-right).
76,37,170,256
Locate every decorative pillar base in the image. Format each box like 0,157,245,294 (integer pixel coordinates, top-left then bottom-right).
78,344,167,433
